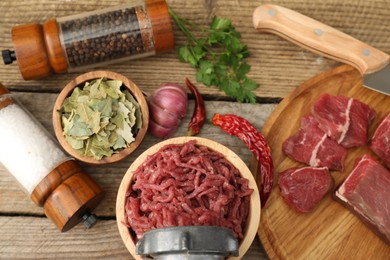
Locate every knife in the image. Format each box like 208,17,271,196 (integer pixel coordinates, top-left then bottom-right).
253,4,390,95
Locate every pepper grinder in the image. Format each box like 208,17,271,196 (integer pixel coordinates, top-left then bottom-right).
0,83,104,231
2,0,174,80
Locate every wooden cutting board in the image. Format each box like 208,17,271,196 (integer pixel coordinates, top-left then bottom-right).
256,64,390,259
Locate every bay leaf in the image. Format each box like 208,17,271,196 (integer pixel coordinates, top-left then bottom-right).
65,135,84,150
115,121,135,144
105,122,116,131
66,114,93,137
88,78,106,99
108,131,118,146
77,95,89,104
88,135,113,159
76,103,101,134
100,117,110,129
62,87,82,113
125,90,142,131
117,101,131,119
111,113,124,129
62,114,74,135
113,135,126,150
122,99,136,127
124,90,139,108
89,98,113,117
103,80,122,99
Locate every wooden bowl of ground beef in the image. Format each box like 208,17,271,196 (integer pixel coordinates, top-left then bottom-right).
116,136,261,259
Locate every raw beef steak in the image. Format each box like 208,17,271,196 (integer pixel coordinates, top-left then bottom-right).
282,115,347,171
312,94,376,148
370,112,390,169
335,154,390,245
278,167,333,213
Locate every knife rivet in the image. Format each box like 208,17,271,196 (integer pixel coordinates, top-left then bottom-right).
362,49,371,56
268,9,277,16
314,28,323,36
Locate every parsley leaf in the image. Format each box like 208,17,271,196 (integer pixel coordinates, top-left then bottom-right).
169,7,259,103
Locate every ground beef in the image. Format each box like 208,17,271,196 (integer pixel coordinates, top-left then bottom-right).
124,140,253,240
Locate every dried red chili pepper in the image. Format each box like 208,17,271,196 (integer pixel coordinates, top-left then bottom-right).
186,78,206,136
212,113,273,208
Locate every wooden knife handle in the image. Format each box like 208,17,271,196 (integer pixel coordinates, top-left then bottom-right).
253,4,389,75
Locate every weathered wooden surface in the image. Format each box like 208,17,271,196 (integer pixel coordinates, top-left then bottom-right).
0,0,389,259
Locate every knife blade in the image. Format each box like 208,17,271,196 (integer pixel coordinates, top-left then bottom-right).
253,4,390,95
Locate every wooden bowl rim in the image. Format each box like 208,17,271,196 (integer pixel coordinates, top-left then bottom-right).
116,136,261,260
53,70,149,165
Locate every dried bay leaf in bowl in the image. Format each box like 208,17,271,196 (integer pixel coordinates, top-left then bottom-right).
59,77,142,160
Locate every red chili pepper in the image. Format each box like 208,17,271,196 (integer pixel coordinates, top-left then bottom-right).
186,78,206,136
212,113,273,208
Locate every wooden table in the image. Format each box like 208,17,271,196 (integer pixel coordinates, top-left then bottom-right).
0,0,388,259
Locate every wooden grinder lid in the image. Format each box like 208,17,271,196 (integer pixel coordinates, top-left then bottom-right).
11,23,53,80
146,0,174,54
36,160,105,232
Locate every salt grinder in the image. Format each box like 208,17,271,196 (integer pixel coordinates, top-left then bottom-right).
0,83,104,231
2,0,174,80
136,226,239,259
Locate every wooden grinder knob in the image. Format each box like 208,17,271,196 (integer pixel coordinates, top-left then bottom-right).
11,21,67,80
31,160,105,232
11,23,53,80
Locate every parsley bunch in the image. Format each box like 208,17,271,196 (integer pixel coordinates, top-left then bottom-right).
168,7,259,103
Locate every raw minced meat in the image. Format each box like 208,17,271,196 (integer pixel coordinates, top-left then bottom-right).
124,140,253,240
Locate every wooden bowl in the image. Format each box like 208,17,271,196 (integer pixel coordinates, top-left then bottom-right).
116,136,261,259
53,71,149,164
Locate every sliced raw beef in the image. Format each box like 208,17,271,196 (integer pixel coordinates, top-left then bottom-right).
312,94,376,148
278,167,333,213
282,115,348,171
370,112,390,169
335,154,390,245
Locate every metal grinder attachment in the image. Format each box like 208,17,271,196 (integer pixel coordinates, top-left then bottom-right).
136,226,239,259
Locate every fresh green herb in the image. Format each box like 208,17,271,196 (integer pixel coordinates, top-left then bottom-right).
169,7,259,103
60,78,142,160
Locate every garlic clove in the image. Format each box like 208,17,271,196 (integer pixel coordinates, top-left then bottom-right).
154,83,188,99
148,118,177,139
147,99,180,128
152,86,188,118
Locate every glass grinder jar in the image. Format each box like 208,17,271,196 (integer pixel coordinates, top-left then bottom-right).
0,83,104,231
2,0,174,80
